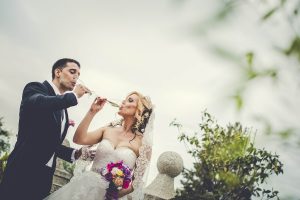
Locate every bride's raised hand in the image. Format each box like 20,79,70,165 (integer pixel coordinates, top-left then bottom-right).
89,97,107,114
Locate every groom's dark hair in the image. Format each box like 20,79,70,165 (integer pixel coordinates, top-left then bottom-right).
52,58,81,80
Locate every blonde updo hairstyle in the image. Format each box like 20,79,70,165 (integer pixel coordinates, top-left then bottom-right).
128,91,152,130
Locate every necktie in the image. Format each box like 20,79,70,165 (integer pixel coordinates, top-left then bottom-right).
61,110,65,121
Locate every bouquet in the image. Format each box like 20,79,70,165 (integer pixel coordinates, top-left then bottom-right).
100,160,132,199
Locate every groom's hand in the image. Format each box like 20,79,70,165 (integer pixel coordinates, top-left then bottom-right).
73,84,91,98
74,147,96,160
74,148,82,160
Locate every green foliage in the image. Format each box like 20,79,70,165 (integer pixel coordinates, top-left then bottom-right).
253,115,299,145
245,52,278,81
189,0,299,145
261,0,287,21
284,36,300,62
172,111,283,200
230,52,278,111
0,117,10,155
261,7,279,21
232,90,244,111
0,117,11,183
62,160,75,176
0,152,9,182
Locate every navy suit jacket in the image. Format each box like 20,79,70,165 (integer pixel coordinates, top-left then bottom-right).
0,80,78,199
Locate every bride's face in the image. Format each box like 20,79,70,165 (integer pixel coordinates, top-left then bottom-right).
118,94,139,117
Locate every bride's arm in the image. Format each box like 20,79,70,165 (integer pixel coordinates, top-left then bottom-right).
73,112,105,145
73,97,107,145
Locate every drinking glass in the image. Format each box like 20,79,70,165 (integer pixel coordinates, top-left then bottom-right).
77,79,120,108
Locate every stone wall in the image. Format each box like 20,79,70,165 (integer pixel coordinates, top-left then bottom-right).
50,139,73,193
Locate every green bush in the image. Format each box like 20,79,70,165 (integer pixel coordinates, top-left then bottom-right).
172,112,283,200
0,117,10,155
0,117,11,183
0,152,9,182
62,160,75,176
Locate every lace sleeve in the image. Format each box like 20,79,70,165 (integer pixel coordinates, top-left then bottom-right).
79,145,95,161
73,145,96,177
130,144,152,200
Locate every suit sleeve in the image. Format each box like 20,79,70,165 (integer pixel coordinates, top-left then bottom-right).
56,145,75,163
22,82,77,111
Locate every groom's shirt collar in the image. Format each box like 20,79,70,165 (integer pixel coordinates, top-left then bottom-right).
48,80,62,95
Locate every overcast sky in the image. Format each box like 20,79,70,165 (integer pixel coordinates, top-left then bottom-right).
1,0,299,198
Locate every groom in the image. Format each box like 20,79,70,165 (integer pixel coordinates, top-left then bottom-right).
0,58,91,200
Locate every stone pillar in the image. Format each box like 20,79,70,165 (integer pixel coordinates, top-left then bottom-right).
50,139,73,193
144,151,183,200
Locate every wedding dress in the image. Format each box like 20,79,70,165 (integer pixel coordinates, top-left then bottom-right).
45,108,154,200
44,139,138,200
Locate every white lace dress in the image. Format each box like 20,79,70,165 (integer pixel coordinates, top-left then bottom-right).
44,139,137,200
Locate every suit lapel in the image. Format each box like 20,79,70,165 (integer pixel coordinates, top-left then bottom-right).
53,111,62,131
61,109,69,142
43,80,62,135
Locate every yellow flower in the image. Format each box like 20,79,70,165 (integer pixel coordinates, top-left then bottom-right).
116,169,124,176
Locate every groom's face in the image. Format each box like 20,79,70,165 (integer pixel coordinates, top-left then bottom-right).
56,62,80,92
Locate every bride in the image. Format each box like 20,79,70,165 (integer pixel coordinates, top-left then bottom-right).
45,91,154,200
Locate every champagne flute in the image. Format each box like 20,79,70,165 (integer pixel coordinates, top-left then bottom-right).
77,79,120,108
106,99,121,108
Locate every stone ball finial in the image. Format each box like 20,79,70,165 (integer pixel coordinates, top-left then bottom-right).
157,151,183,178
144,151,184,199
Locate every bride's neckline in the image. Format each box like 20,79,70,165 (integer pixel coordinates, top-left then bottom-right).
101,138,137,157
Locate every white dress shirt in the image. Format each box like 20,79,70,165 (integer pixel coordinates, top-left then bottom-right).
46,80,77,167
